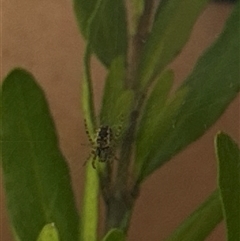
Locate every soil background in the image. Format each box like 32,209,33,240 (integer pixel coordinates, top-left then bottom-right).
1,1,239,241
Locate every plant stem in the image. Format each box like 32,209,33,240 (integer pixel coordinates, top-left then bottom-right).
81,45,99,241
104,0,155,232
127,0,155,90
80,162,99,241
116,0,155,193
105,193,135,233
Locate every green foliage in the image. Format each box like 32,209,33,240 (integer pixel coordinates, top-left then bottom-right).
36,223,59,241
216,132,240,241
129,0,145,35
1,1,240,241
100,56,134,131
102,229,125,241
73,0,97,37
136,69,174,175
136,3,240,181
1,69,79,241
138,0,209,88
164,190,223,241
74,0,127,67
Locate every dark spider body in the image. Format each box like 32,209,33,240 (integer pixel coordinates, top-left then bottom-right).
94,126,113,163
96,125,113,149
84,118,123,168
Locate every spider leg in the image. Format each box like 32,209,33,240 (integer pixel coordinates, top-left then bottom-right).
83,149,97,168
83,152,92,167
92,159,96,169
91,150,98,169
83,155,97,169
84,119,95,145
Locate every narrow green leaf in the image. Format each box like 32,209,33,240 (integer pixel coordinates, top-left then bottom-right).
102,228,125,241
1,69,79,241
73,0,98,38
136,86,189,181
100,56,133,133
136,69,174,174
100,56,126,125
74,0,128,67
109,90,133,140
89,0,127,67
138,3,240,181
138,0,208,88
165,190,223,241
215,132,240,241
36,223,59,241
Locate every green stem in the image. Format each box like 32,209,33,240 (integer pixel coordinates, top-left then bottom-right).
80,162,99,241
82,45,96,132
80,45,99,241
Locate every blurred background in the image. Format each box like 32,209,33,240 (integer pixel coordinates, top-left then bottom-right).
1,1,239,240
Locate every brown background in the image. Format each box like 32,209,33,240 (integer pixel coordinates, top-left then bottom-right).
1,1,239,241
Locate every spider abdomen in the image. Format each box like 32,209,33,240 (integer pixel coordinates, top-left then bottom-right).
96,125,113,149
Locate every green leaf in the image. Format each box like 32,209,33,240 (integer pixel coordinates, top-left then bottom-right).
74,0,128,67
73,0,98,37
215,132,240,241
164,190,223,241
136,69,174,174
1,69,79,241
136,86,189,181
100,56,133,133
138,0,208,88
129,0,145,35
100,56,126,124
137,3,240,181
102,228,125,241
36,223,59,241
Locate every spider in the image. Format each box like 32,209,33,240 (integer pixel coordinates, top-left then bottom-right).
84,119,123,169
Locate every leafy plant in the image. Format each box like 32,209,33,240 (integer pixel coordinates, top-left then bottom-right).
1,1,239,241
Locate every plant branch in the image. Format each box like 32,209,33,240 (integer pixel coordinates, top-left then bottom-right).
126,0,155,91
104,0,155,232
116,0,155,192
